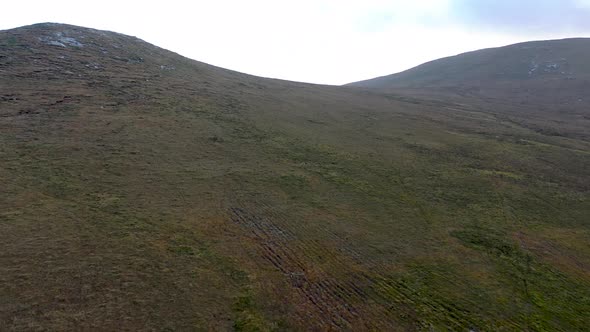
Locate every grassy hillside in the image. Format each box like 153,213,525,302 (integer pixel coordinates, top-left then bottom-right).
349,38,590,109
350,38,590,145
350,38,590,87
1,23,589,331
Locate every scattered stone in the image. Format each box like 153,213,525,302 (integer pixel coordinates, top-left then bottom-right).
127,55,144,63
47,40,66,47
59,36,83,47
85,62,102,70
39,33,84,48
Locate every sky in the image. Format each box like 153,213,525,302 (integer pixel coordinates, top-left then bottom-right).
2,0,590,85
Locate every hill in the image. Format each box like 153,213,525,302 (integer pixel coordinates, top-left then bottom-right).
1,23,589,330
349,38,590,141
348,38,590,97
350,39,590,88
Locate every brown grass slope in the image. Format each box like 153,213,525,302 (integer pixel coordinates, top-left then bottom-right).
350,38,590,87
349,38,590,141
1,23,589,331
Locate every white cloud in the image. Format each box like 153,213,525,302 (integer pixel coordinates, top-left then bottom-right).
575,0,590,8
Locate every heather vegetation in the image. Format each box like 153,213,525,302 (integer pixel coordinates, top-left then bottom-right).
1,24,589,330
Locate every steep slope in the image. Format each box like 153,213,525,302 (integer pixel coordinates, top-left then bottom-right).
1,24,590,331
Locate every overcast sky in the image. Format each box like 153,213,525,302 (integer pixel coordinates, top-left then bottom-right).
3,0,590,84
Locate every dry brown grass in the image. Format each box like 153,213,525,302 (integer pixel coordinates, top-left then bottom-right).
0,23,589,330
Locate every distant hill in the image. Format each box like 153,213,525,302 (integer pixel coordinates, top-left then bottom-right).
349,38,590,104
1,23,589,331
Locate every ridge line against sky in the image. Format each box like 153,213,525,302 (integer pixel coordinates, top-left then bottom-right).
3,0,590,85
